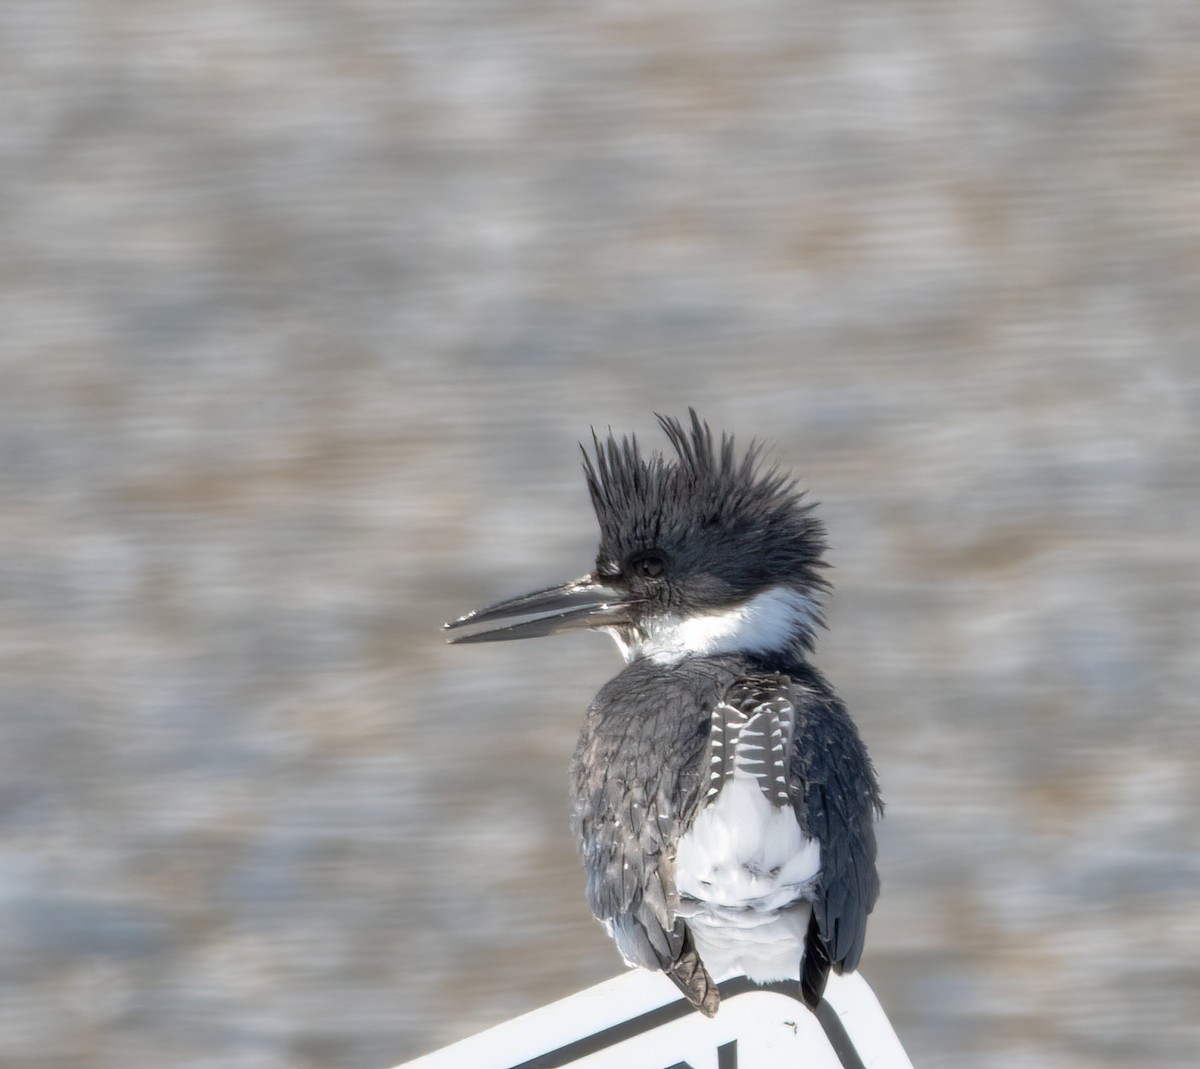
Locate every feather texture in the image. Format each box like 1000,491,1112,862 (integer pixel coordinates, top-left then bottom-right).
570,654,880,1015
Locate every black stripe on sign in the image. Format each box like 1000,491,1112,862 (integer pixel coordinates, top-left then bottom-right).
509,977,864,1069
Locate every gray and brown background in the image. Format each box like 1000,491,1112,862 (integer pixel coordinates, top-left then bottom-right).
2,3,1197,1067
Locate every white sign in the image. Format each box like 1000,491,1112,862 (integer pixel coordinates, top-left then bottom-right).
395,970,913,1069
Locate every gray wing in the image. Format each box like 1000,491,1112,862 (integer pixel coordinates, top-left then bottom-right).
569,666,720,1014
789,675,883,1003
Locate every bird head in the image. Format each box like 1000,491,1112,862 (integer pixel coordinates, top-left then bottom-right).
445,411,829,662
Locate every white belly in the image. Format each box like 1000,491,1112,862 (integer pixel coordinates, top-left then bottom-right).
675,771,821,982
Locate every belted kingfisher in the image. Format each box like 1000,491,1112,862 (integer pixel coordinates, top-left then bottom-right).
445,412,882,1017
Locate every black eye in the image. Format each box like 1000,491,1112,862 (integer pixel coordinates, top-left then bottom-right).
628,551,667,580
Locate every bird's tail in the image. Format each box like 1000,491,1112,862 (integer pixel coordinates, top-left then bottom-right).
800,911,832,1008
664,927,720,1017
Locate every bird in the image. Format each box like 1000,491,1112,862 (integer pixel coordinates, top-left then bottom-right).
444,411,882,1017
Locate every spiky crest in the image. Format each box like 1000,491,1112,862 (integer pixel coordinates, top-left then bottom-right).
580,410,829,612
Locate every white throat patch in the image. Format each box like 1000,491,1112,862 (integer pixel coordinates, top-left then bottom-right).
605,586,818,664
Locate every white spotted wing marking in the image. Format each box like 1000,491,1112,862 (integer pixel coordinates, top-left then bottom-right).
705,679,794,808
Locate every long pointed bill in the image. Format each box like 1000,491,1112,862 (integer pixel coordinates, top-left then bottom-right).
444,575,633,644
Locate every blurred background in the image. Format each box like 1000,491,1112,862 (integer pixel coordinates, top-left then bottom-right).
2,2,1198,1067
